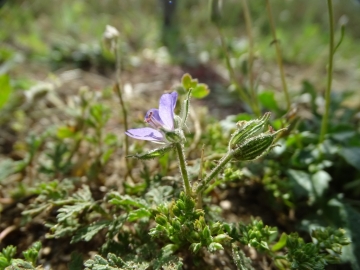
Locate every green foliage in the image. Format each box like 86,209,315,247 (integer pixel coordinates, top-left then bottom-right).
181,73,210,99
0,242,42,269
47,185,103,239
84,253,149,270
231,245,254,270
286,233,327,270
1,1,360,268
0,246,17,269
150,192,231,254
226,220,277,252
0,74,12,109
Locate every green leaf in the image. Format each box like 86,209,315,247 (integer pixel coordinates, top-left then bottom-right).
71,221,110,243
108,194,148,209
258,91,279,112
272,233,287,252
231,245,254,270
181,73,192,90
127,145,173,160
101,148,114,164
208,242,223,252
339,147,360,171
311,170,331,197
22,242,41,266
69,252,83,270
287,169,312,198
342,204,360,270
0,74,12,109
192,83,210,99
127,208,151,222
57,126,76,139
0,245,16,268
57,202,92,222
0,159,17,182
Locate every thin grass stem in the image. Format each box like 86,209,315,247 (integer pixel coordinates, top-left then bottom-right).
265,0,291,111
114,40,134,181
319,0,335,143
241,0,260,116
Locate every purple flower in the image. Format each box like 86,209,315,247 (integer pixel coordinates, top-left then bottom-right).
125,92,178,143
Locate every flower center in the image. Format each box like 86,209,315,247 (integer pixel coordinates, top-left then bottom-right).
145,111,164,129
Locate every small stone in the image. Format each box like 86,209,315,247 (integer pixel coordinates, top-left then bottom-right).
220,200,232,210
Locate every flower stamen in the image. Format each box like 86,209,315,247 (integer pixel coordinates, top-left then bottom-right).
145,111,163,129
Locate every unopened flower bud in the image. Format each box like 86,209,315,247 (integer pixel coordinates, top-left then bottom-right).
103,25,119,52
155,214,168,226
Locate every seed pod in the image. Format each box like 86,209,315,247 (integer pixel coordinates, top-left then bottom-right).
233,128,285,161
126,145,173,160
229,112,271,149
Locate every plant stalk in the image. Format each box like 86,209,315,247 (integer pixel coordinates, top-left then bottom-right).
241,0,259,115
265,0,291,111
114,39,133,180
196,150,234,195
319,0,335,143
175,143,192,196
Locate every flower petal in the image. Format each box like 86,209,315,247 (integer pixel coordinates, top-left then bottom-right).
125,127,164,142
144,109,164,129
159,92,178,130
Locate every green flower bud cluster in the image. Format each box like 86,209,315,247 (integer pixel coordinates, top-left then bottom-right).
283,228,350,269
150,192,232,254
224,220,277,251
286,233,327,269
311,227,350,257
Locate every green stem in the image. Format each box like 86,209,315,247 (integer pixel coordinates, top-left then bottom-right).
319,0,335,143
175,143,192,196
241,0,259,115
265,0,291,111
114,39,133,180
196,150,234,195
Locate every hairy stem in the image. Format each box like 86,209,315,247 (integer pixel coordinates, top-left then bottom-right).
319,0,335,143
175,143,192,196
196,150,234,195
265,0,291,111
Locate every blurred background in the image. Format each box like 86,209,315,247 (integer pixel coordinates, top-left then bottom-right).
1,0,360,101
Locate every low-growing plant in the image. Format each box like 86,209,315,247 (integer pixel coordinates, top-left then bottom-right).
1,1,360,269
